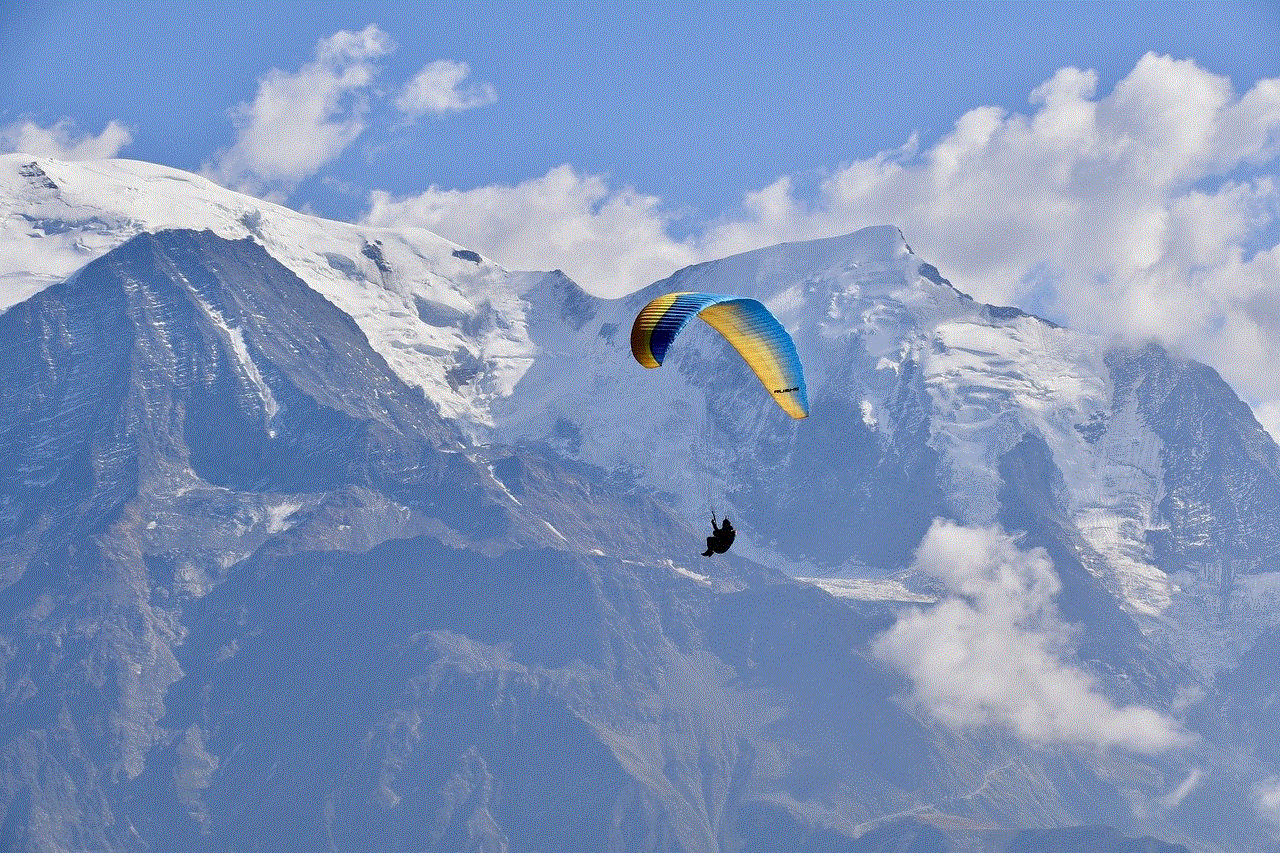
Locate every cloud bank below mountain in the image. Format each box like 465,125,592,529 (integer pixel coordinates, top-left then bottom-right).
872,521,1191,754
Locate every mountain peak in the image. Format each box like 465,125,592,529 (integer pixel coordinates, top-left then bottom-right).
751,223,915,265
0,154,488,310
0,156,550,426
639,224,916,302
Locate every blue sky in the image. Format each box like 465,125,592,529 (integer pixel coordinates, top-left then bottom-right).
4,1,1280,427
4,1,1276,222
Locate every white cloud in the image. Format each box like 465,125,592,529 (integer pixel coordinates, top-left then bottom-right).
1255,776,1280,828
364,53,1280,429
871,521,1191,754
700,54,1279,305
396,60,496,117
0,118,132,160
204,25,393,194
1161,768,1203,810
363,165,702,295
701,54,1280,427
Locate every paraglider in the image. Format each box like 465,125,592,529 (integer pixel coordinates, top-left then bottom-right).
630,291,809,419
630,291,809,555
701,514,735,557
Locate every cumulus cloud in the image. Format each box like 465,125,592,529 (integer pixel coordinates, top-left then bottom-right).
0,118,132,160
395,60,496,117
204,25,393,194
363,53,1280,433
697,55,1279,298
698,54,1280,432
871,521,1191,754
364,165,702,294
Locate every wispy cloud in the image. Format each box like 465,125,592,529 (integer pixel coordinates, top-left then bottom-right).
395,60,496,118
1161,768,1203,810
871,521,1191,754
0,118,133,160
204,25,393,195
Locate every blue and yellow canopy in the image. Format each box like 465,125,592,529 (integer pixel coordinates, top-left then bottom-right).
630,291,809,419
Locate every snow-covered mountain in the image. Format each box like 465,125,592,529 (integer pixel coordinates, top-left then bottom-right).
1,154,544,432
491,212,1280,681
3,155,1279,852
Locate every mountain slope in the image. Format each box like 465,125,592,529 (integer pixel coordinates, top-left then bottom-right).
495,227,1280,674
0,153,541,430
4,157,1280,850
0,226,1002,853
0,228,699,850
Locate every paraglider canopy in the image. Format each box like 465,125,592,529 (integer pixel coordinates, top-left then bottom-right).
630,291,809,419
